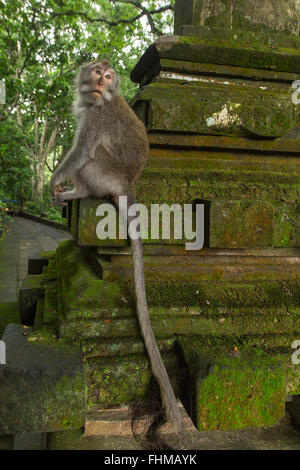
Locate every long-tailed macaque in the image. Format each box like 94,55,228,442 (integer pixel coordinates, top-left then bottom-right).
51,60,183,436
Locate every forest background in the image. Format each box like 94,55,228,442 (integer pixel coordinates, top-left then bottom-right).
0,0,174,223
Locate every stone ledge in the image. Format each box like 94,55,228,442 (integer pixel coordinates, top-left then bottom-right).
18,212,69,233
84,400,196,436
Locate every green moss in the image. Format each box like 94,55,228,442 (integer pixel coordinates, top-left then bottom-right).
44,374,84,430
43,283,59,327
196,363,284,431
139,75,298,138
40,250,56,260
135,280,300,309
84,349,178,408
170,36,300,73
178,338,285,431
55,240,132,315
0,435,13,450
0,302,19,337
84,354,152,407
28,326,72,348
274,203,300,247
210,200,274,248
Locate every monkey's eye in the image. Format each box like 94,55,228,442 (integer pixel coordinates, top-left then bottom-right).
105,74,112,79
95,69,103,75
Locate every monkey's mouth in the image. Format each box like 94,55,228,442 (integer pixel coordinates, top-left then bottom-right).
91,90,102,96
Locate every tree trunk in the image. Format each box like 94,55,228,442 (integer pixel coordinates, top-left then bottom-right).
31,115,58,201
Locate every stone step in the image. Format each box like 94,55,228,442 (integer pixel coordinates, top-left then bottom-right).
59,309,300,341
19,274,45,326
96,246,300,257
84,401,196,436
148,148,300,173
76,332,298,359
81,337,174,358
148,133,300,154
27,258,48,275
97,256,300,283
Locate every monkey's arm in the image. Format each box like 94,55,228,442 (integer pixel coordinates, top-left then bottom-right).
50,133,93,195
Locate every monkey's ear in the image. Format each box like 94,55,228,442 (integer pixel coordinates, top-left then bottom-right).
80,62,91,70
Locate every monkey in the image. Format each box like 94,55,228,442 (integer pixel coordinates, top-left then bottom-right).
51,60,183,436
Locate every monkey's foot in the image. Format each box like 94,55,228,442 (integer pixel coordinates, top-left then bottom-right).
53,193,67,206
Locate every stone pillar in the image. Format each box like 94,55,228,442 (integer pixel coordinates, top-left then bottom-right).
128,0,300,431
175,0,300,36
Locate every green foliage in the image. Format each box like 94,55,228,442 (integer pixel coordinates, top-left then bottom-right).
25,199,65,223
0,0,174,201
0,119,32,200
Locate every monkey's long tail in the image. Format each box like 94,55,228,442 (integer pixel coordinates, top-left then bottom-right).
125,189,183,435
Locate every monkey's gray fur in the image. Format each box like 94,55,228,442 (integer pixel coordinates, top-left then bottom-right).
51,60,183,436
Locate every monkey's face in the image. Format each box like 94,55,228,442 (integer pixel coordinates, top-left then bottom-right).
79,62,117,107
90,65,114,99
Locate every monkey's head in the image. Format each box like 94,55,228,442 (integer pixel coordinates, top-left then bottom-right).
75,60,120,109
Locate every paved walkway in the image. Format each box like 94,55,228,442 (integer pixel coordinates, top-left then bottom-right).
0,216,72,333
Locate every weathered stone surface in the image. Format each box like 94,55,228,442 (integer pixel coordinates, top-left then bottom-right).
84,349,179,408
13,433,47,450
178,338,285,431
274,204,300,248
131,35,300,85
148,133,300,153
61,309,300,340
81,337,174,359
174,0,299,36
210,200,274,248
138,82,298,138
159,58,300,84
84,401,195,436
71,197,128,247
55,240,132,315
0,324,84,435
72,180,300,248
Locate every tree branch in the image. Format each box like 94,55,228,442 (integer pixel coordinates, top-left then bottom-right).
43,124,59,163
49,3,174,36
39,119,48,155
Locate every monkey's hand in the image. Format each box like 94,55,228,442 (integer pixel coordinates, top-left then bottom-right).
51,173,63,196
52,183,64,196
51,176,67,206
